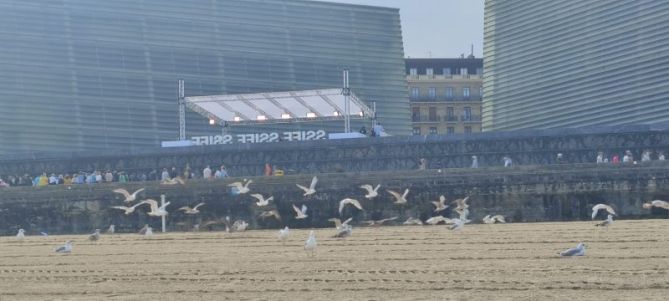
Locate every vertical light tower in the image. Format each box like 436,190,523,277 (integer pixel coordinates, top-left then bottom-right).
177,79,185,140
342,69,351,133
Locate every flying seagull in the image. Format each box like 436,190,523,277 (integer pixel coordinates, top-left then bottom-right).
107,225,115,234
333,224,353,238
448,218,465,231
228,179,253,194
251,194,274,207
161,177,186,185
328,217,353,230
112,188,145,203
259,209,282,221
403,217,423,225
432,195,449,213
54,241,73,254
595,214,613,227
292,204,308,219
643,200,669,210
361,216,398,227
591,203,616,219
111,202,144,215
339,198,363,215
387,188,409,205
426,216,453,225
359,184,381,199
138,199,170,217
296,176,318,196
178,202,205,214
482,215,506,224
88,229,100,241
305,230,317,256
278,226,290,244
453,196,470,216
16,229,25,241
559,242,585,257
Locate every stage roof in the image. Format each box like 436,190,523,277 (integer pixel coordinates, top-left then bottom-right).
184,88,373,126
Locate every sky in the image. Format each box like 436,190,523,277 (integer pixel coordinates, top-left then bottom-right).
323,0,484,59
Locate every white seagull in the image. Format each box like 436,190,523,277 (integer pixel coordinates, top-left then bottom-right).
278,226,290,244
296,176,318,196
161,177,186,185
251,194,274,207
591,203,616,219
16,229,25,241
328,217,353,230
482,215,506,224
112,188,145,203
54,241,73,254
333,224,352,238
178,203,205,214
426,216,453,225
359,184,381,199
107,225,115,234
448,218,465,231
292,204,308,219
361,216,398,227
138,199,170,217
643,200,669,210
403,217,423,225
387,188,409,205
228,179,253,194
111,202,144,215
138,224,149,235
233,220,249,232
339,198,363,215
559,242,585,257
144,226,154,237
304,230,317,256
595,214,614,227
432,195,449,213
88,229,100,241
453,196,470,216
259,209,282,221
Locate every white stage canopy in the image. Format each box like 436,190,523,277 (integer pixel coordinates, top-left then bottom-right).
184,88,374,126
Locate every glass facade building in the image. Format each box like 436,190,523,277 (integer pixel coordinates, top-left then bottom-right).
483,1,669,131
0,0,408,155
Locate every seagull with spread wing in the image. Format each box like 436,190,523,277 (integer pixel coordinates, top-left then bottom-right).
228,179,253,194
339,198,363,215
259,209,282,221
333,224,352,238
112,188,145,203
179,203,205,214
251,194,274,207
426,216,453,225
296,176,318,196
453,196,470,215
387,188,409,205
403,217,423,225
328,217,353,230
292,204,308,219
111,202,144,215
482,215,506,224
137,199,170,217
432,195,449,213
591,203,616,219
361,216,398,227
643,200,669,210
359,184,381,199
161,177,185,185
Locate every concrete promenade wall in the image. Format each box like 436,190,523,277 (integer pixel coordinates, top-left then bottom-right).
1,162,668,236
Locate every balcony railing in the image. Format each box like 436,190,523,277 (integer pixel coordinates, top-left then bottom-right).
410,96,482,102
407,74,482,80
412,115,441,122
461,115,482,122
444,115,459,122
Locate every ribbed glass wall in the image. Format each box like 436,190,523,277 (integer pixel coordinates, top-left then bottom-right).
483,1,669,131
0,0,407,155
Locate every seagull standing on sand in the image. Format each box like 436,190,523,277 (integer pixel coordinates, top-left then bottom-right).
251,194,274,207
339,198,363,215
595,214,614,227
292,204,308,219
54,241,73,254
138,224,149,235
88,229,101,241
643,200,669,210
228,179,253,194
138,199,170,217
178,203,205,214
559,242,585,256
333,224,352,238
144,226,154,237
278,226,290,244
107,225,115,234
432,195,449,213
16,229,25,241
111,202,144,215
112,188,145,203
591,204,616,219
359,184,381,199
296,176,318,196
328,217,353,230
387,189,409,205
482,215,506,224
233,220,249,232
304,230,317,256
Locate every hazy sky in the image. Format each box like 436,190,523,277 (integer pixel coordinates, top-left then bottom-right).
323,0,484,58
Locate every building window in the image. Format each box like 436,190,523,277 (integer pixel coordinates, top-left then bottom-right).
412,127,421,135
428,87,436,99
461,68,468,75
442,67,451,75
464,126,472,134
410,87,420,100
445,87,453,100
428,107,437,121
479,86,483,98
409,68,417,76
426,68,433,76
447,126,455,134
476,67,482,75
446,107,455,121
412,107,420,122
429,127,437,135
463,107,472,121
463,87,470,99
